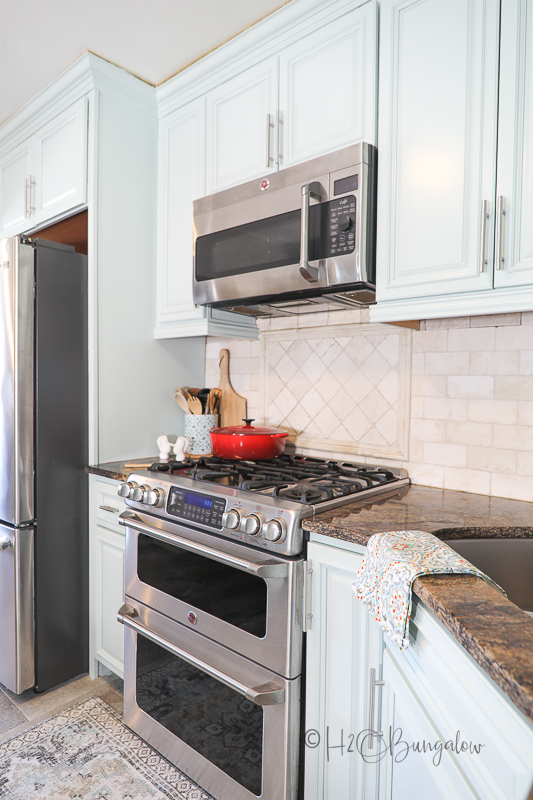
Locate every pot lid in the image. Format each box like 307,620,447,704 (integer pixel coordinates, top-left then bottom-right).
211,418,289,437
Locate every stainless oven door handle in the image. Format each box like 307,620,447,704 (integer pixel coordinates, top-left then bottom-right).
119,511,288,578
117,604,285,706
299,181,325,283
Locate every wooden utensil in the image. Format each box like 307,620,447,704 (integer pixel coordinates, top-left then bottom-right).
217,349,247,427
175,389,190,414
188,394,203,415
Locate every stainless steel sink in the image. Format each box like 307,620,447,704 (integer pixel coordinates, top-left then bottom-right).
433,530,533,612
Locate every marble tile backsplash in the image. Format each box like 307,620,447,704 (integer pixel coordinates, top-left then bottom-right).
205,309,533,502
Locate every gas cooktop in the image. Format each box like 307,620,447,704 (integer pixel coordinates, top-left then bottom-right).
149,454,409,507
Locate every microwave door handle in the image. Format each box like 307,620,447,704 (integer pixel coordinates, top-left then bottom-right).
299,182,325,283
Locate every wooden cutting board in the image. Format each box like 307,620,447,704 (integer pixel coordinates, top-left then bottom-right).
217,349,247,428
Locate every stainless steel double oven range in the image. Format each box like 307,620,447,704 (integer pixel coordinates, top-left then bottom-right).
117,456,409,800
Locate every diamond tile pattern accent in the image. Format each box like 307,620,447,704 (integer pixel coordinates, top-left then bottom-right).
261,324,411,460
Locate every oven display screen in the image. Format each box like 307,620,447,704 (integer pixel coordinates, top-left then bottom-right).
184,492,212,509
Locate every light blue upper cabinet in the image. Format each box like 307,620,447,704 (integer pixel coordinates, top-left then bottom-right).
494,0,533,289
279,3,377,168
0,139,32,236
206,57,278,195
204,1,377,194
375,0,500,305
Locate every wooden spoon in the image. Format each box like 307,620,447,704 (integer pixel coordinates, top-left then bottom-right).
175,389,190,414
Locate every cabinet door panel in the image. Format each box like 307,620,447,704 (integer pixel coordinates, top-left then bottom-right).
206,57,277,194
95,527,125,675
32,97,88,225
376,0,500,301
495,0,533,287
157,98,206,324
0,141,31,236
279,2,377,167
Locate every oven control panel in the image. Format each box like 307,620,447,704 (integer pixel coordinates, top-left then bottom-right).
327,195,356,257
166,487,226,529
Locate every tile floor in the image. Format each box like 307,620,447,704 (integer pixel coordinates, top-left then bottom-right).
0,671,123,744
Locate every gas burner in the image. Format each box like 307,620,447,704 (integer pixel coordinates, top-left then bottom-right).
274,483,328,504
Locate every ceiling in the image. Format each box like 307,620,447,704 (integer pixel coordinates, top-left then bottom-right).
0,0,289,126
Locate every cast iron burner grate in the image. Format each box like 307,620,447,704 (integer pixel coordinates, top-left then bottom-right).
148,454,402,506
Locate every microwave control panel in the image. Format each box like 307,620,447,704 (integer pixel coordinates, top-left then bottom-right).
327,195,356,257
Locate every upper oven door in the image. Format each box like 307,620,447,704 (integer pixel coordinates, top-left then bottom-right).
193,142,374,307
121,510,304,679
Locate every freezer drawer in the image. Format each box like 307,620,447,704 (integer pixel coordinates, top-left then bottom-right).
0,525,34,693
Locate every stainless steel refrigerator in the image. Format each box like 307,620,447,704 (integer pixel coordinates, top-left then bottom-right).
0,236,88,694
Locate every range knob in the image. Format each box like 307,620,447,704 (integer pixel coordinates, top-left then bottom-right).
262,517,287,542
241,513,265,536
222,508,243,530
131,484,150,502
143,487,164,507
118,481,138,498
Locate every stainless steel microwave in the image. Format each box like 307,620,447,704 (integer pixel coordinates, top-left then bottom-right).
192,143,377,316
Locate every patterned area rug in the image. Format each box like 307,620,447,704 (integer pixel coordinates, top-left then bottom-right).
0,697,214,799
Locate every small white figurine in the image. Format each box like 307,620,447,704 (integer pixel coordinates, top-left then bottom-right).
173,436,189,461
156,435,173,462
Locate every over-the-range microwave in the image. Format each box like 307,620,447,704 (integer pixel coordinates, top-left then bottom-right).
192,143,377,317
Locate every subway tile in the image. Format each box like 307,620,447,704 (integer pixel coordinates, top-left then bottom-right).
411,396,424,419
495,325,533,350
255,317,271,331
518,401,533,426
494,376,533,400
408,439,425,462
517,451,533,477
521,311,533,325
445,421,492,447
412,374,447,397
412,353,425,374
412,330,448,353
492,424,533,451
471,313,521,328
423,397,468,421
425,352,469,375
423,442,467,468
443,466,491,495
519,351,533,375
327,308,363,325
410,418,447,443
406,463,444,488
424,317,470,329
469,350,520,376
448,327,495,351
467,446,516,474
447,376,494,399
491,472,533,502
468,398,517,424
297,312,329,329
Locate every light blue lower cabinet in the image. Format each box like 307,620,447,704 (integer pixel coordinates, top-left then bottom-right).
306,537,533,800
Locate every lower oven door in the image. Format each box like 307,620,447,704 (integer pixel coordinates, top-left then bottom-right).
119,598,300,800
121,510,303,678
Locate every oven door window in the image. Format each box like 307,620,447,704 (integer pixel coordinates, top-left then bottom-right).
137,634,263,796
137,535,268,637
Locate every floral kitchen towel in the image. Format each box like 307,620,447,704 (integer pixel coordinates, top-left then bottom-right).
353,530,503,650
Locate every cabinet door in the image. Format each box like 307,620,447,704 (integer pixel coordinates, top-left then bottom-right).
93,525,125,678
0,140,31,236
279,2,377,168
379,648,477,800
32,97,88,226
305,541,382,800
157,98,206,326
494,0,533,287
205,57,278,194
376,0,500,302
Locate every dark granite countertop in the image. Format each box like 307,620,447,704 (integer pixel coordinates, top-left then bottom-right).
86,458,158,482
303,484,533,727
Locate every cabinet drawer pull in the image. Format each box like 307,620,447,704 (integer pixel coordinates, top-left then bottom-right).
495,195,506,270
99,505,120,514
480,199,490,273
368,667,385,749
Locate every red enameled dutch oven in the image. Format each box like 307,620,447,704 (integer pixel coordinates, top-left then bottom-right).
210,419,289,460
